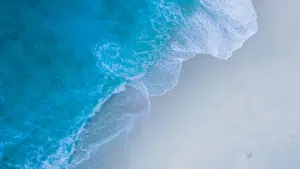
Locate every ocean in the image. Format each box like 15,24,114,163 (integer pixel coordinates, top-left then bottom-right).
0,0,257,168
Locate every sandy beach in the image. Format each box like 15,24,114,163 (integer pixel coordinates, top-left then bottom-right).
125,0,300,169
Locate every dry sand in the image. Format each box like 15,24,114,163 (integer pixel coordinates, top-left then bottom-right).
127,0,300,169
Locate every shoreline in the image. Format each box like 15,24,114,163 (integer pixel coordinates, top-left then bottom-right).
126,0,300,169
72,1,259,168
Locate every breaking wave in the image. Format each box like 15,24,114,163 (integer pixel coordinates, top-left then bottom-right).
0,0,257,168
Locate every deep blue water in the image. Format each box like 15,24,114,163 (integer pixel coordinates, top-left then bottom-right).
0,0,257,168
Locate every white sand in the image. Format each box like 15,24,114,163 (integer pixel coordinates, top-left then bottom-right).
127,0,300,169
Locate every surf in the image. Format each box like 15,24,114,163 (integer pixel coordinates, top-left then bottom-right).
0,0,257,168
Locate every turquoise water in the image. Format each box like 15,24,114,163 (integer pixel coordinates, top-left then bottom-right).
0,0,257,168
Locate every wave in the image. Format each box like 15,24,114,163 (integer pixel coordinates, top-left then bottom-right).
60,0,258,168
0,0,257,168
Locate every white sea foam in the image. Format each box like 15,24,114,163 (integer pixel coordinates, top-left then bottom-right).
42,83,127,169
139,0,257,98
68,86,150,168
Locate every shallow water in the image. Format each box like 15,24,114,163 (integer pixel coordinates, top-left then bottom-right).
0,0,257,168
